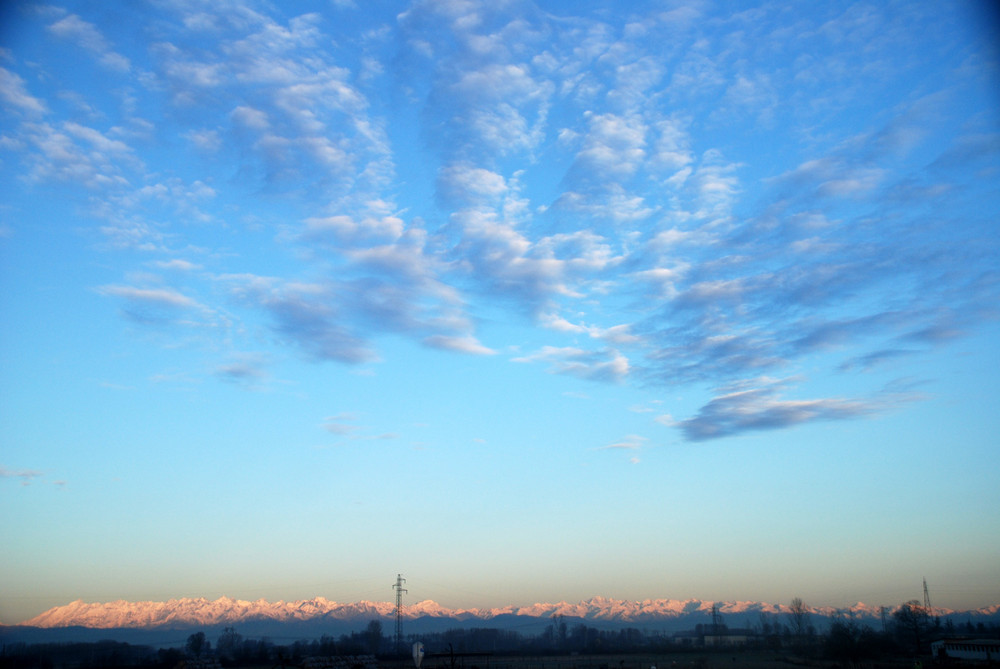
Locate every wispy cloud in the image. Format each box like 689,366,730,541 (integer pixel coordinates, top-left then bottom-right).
214,353,270,387
513,346,629,382
0,466,45,486
323,413,398,442
0,67,48,116
323,413,360,436
98,285,200,309
46,13,131,72
673,377,913,442
424,334,496,356
599,435,647,450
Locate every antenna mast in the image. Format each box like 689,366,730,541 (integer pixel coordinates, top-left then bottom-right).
923,577,932,614
393,574,407,653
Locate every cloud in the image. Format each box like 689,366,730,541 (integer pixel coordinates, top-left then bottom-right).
437,163,508,207
513,346,630,382
447,210,566,309
150,259,202,272
0,466,45,486
9,0,993,450
838,348,917,372
0,67,48,115
599,434,647,450
224,261,483,365
263,289,377,364
551,184,657,223
14,121,136,189
47,13,131,71
570,112,647,182
322,413,398,442
540,313,640,345
675,377,881,442
303,214,405,245
184,129,222,152
231,105,270,130
214,354,270,386
323,413,359,435
97,282,221,329
98,285,200,309
423,334,496,356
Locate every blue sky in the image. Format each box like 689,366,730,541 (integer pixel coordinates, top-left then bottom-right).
1,0,999,625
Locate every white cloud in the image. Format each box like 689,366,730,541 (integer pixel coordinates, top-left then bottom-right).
47,13,131,72
423,334,496,356
304,214,405,244
231,105,270,130
62,122,133,155
16,121,135,189
98,285,200,309
437,163,508,206
150,259,201,272
0,67,47,115
513,346,630,382
184,129,222,151
573,113,647,179
599,434,647,450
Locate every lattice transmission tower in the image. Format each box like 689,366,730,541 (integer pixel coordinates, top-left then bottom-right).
393,574,407,653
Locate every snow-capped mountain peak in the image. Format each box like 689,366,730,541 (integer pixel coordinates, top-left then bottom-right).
17,596,987,631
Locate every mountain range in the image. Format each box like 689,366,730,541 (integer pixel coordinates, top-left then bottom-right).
16,596,1000,632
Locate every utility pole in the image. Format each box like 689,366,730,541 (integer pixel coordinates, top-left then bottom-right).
393,574,407,653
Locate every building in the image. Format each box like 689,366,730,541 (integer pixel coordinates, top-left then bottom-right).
930,638,1000,661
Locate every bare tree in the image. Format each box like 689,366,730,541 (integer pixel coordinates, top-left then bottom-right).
789,598,810,639
366,619,383,655
893,600,930,653
217,626,243,662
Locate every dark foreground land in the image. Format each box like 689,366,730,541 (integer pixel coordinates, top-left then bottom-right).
281,653,944,669
0,647,987,669
6,607,999,669
383,653,937,669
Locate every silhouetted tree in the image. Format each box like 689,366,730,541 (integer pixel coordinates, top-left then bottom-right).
216,626,243,662
158,646,183,667
186,631,209,658
319,633,337,655
789,597,810,639
556,615,567,649
366,619,383,655
893,600,930,654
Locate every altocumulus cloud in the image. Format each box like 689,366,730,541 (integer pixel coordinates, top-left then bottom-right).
1,1,996,446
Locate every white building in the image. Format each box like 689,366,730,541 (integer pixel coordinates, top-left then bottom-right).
930,638,1000,661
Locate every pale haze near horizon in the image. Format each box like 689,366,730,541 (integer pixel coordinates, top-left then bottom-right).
1,0,998,626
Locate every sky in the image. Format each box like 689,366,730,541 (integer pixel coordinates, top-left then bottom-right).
1,0,999,626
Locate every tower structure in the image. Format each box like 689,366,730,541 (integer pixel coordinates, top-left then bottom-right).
923,578,932,614
711,603,723,634
393,574,407,653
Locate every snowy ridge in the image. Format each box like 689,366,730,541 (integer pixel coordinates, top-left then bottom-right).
19,597,989,630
